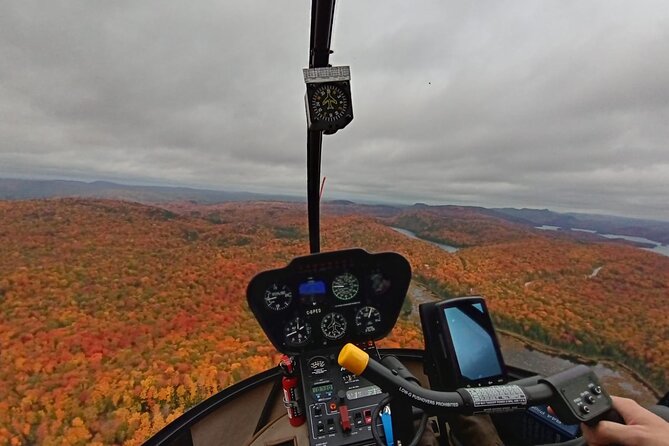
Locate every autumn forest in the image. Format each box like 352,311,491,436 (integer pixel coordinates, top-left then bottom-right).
1,198,668,445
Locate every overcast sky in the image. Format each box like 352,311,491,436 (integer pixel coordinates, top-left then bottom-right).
1,1,668,220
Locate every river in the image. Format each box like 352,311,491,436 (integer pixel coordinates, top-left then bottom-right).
390,227,459,252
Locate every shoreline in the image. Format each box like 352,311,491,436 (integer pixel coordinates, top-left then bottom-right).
496,328,662,399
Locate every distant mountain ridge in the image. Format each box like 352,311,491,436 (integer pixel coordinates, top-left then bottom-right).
2,177,667,245
0,178,299,204
489,207,669,245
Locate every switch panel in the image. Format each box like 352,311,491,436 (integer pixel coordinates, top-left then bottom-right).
300,342,386,445
539,365,614,426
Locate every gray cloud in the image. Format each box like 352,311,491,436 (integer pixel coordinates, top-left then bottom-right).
1,0,668,219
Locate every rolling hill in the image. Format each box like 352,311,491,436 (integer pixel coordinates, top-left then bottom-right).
0,178,298,204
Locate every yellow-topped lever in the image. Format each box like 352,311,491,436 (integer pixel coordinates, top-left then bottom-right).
338,343,369,376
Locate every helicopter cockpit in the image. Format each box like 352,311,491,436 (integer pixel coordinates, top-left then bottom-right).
247,249,410,445
240,248,668,446
243,248,612,446
143,1,669,445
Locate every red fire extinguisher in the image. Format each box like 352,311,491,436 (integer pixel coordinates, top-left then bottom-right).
279,355,306,427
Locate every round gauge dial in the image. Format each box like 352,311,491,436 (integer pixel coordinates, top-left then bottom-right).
355,306,382,334
332,273,359,301
264,284,292,311
311,84,349,122
320,312,347,340
284,317,311,346
308,356,328,376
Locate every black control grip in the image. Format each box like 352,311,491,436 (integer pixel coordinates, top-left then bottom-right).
381,355,421,385
600,408,625,425
591,405,669,427
339,343,609,422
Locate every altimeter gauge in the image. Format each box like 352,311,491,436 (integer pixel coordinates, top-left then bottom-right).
284,317,312,346
321,312,347,340
355,306,382,334
332,273,359,301
264,284,293,311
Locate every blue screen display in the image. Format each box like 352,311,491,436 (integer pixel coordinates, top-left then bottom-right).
444,303,502,380
299,280,326,295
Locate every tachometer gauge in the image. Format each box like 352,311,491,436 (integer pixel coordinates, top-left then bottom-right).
355,306,382,334
284,317,311,346
264,284,292,311
332,273,359,301
320,312,347,340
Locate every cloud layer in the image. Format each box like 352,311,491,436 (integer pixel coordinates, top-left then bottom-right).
1,0,668,219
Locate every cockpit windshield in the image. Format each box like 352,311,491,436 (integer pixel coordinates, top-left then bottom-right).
0,1,668,445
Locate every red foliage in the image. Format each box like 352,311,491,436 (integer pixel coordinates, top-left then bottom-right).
0,198,667,445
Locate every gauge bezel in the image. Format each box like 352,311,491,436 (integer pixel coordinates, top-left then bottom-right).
331,272,359,301
264,283,293,311
307,356,329,376
310,84,349,122
284,317,312,347
320,312,347,340
355,306,382,334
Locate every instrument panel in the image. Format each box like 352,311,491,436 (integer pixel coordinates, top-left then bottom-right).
246,249,411,354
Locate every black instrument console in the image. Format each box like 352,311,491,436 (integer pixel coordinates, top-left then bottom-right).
247,249,412,445
247,249,411,355
300,343,385,446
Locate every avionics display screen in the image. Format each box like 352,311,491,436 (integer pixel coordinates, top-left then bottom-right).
299,280,326,295
312,383,334,394
346,385,382,401
444,303,503,380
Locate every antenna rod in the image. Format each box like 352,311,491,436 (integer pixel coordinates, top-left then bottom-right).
306,0,336,254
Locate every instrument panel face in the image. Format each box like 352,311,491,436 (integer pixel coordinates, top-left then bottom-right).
246,249,411,354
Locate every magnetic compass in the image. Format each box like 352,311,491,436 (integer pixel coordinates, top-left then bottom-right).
304,66,353,134
310,84,349,123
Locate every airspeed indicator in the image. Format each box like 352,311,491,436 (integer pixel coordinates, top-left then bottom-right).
332,273,359,301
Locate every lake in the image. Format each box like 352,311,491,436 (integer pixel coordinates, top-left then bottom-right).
536,225,669,257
